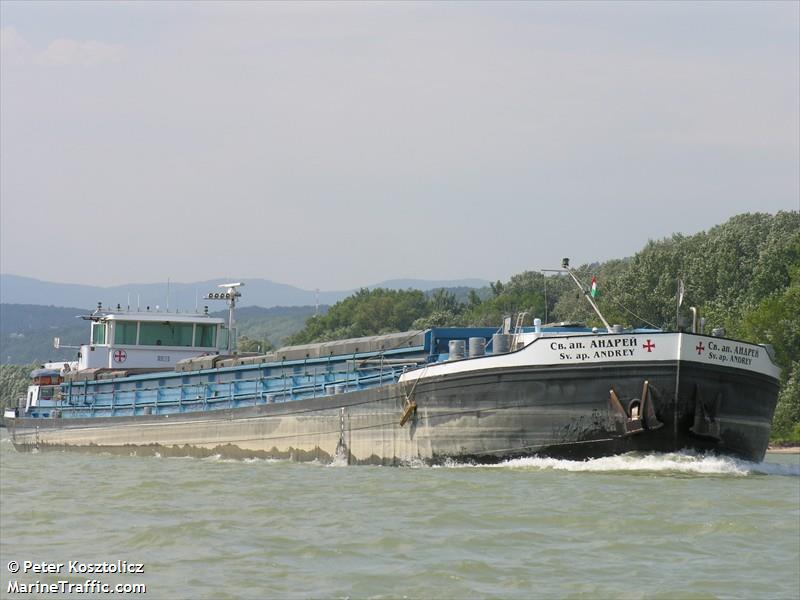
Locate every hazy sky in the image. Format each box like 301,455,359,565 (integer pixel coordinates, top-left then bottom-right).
1,1,798,290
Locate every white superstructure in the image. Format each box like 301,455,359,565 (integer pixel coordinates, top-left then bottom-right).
78,308,226,370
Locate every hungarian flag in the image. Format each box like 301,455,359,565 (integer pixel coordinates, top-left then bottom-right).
590,276,598,298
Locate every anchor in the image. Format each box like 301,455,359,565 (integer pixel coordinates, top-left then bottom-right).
689,384,721,441
400,399,417,427
609,380,663,436
399,365,426,427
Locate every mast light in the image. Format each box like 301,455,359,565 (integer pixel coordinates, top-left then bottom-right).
203,283,245,353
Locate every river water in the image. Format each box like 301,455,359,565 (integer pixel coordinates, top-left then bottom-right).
1,431,798,600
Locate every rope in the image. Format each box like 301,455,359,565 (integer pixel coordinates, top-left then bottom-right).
605,295,661,330
401,361,429,405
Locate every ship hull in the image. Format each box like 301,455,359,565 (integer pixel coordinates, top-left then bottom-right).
6,359,779,463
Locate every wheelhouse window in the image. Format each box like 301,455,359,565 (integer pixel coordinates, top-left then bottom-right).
139,322,194,347
195,324,217,347
175,323,194,346
92,323,107,345
114,321,138,345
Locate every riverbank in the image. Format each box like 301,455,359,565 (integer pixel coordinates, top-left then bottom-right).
768,445,800,454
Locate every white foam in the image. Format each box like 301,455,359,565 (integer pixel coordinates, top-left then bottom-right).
201,454,283,464
328,453,349,468
465,451,800,477
243,457,283,464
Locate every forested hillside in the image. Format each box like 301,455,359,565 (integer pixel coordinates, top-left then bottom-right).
0,304,89,365
225,305,323,351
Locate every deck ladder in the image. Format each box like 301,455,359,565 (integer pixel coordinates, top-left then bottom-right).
511,311,528,350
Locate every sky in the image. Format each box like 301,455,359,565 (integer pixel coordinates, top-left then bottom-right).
1,1,798,290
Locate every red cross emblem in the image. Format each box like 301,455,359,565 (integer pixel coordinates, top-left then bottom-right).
695,342,705,355
113,349,127,363
643,340,655,352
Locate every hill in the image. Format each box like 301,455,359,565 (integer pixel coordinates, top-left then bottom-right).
0,286,484,365
0,304,88,365
219,305,325,349
0,303,325,365
0,275,490,310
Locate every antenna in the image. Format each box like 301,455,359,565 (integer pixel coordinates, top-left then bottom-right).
166,278,170,311
315,288,320,316
558,258,612,332
541,271,548,324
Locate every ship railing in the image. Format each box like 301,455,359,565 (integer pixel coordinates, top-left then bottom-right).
55,362,407,416
61,363,406,399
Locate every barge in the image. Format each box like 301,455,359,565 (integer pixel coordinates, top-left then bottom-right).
4,271,781,464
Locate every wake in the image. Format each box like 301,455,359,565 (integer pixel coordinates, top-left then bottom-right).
470,451,800,477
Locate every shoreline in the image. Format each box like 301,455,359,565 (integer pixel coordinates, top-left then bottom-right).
767,446,800,454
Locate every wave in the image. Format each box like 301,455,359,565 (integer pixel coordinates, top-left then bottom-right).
327,452,350,468
58,441,796,476
161,451,800,476
450,451,800,477
201,454,282,464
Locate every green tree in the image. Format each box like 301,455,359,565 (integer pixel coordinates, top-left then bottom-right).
286,288,430,344
0,363,34,418
731,238,800,441
428,289,461,314
465,271,546,327
237,336,274,354
771,363,800,443
467,289,482,309
579,211,800,331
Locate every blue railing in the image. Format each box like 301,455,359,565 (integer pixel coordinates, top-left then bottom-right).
49,360,412,419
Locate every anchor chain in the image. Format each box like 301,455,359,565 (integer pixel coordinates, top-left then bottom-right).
335,407,349,463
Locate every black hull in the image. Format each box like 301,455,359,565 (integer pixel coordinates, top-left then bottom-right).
7,360,779,464
410,360,778,463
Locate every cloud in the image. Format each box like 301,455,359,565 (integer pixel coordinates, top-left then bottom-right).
37,38,125,67
0,26,33,65
0,27,124,68
1,4,797,288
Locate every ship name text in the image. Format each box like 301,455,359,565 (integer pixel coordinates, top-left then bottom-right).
705,340,760,366
550,338,639,361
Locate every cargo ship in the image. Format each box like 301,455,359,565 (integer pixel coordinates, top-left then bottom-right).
3,266,781,464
